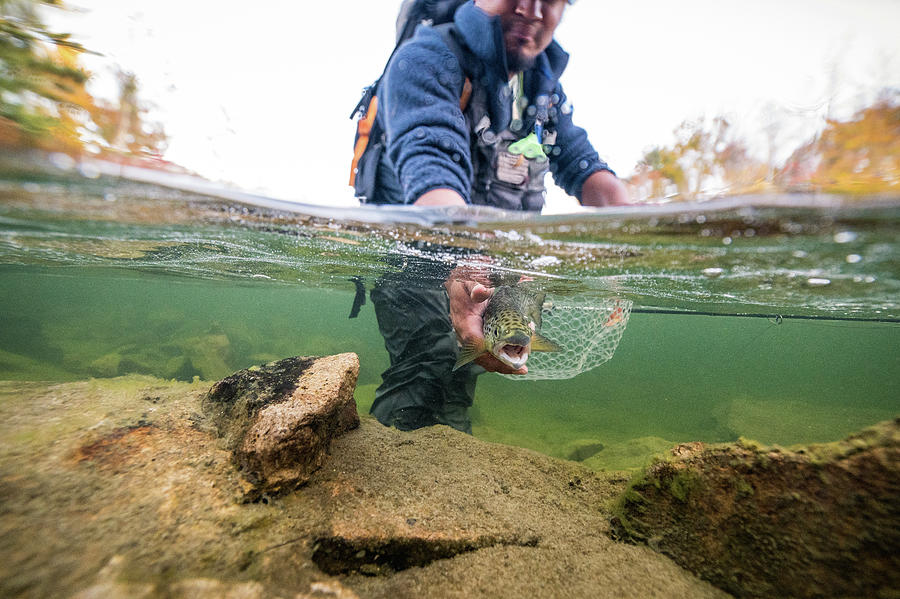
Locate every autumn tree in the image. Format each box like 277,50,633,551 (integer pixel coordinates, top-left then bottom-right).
0,0,95,151
91,70,167,156
632,145,685,199
1,0,166,157
630,116,767,201
809,92,900,194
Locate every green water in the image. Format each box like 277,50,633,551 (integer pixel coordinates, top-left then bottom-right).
1,170,898,470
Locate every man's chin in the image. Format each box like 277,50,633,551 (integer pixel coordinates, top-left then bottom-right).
506,49,536,73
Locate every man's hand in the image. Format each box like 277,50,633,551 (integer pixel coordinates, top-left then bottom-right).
445,271,528,375
414,188,467,206
580,170,631,207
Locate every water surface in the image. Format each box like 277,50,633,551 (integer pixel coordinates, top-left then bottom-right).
1,166,897,469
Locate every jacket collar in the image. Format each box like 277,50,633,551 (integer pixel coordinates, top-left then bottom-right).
454,1,570,84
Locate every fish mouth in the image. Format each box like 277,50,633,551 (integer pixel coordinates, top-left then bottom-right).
495,343,530,369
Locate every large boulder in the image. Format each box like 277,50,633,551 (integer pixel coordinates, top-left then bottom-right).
611,418,900,598
202,353,360,498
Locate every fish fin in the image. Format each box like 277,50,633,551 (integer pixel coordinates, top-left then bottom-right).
531,332,561,352
453,340,486,371
529,292,546,330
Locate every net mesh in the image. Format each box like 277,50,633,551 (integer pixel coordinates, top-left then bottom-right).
499,295,632,381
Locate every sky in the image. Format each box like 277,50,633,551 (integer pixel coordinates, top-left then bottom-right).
45,0,900,208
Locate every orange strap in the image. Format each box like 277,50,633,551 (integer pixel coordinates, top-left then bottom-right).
459,77,472,112
349,78,472,188
349,96,379,187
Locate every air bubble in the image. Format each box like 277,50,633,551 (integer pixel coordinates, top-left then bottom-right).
806,278,831,287
834,231,857,243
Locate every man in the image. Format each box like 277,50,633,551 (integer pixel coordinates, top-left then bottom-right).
373,0,629,210
368,0,628,432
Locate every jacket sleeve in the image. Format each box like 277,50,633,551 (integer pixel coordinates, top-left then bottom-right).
548,83,615,201
380,28,473,205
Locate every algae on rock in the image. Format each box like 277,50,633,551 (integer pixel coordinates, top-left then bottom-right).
611,419,900,599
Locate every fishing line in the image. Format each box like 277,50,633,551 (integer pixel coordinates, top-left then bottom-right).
629,308,900,324
731,314,786,361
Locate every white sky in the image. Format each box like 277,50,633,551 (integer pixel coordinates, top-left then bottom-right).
46,0,900,207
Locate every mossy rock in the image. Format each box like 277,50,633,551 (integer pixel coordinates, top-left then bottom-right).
611,419,900,598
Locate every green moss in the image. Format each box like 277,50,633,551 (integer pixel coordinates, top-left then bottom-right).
623,483,648,505
736,436,764,451
734,476,754,498
799,419,899,465
667,469,702,503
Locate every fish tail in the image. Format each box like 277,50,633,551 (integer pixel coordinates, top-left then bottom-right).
453,340,486,371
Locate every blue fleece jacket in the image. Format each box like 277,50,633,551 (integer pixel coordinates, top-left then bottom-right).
377,1,612,206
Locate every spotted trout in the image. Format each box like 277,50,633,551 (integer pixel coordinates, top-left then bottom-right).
453,284,561,371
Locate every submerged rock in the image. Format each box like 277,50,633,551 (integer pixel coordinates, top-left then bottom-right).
202,353,360,498
182,332,234,380
610,418,900,598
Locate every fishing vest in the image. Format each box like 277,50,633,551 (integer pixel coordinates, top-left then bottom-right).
372,71,559,211
464,76,556,211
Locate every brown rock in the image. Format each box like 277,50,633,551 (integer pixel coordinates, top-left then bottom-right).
611,418,900,599
202,353,360,497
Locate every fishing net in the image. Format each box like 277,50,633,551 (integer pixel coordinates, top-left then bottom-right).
498,295,633,381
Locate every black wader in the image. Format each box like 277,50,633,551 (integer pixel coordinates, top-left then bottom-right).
369,270,483,434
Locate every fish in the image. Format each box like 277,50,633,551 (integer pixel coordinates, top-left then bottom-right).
453,284,561,371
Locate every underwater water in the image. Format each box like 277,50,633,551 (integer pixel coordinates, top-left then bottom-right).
1,166,898,470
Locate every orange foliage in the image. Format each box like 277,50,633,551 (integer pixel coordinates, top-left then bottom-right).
633,92,900,201
810,98,900,194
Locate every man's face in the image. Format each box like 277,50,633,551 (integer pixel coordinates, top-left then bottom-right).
475,0,567,72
